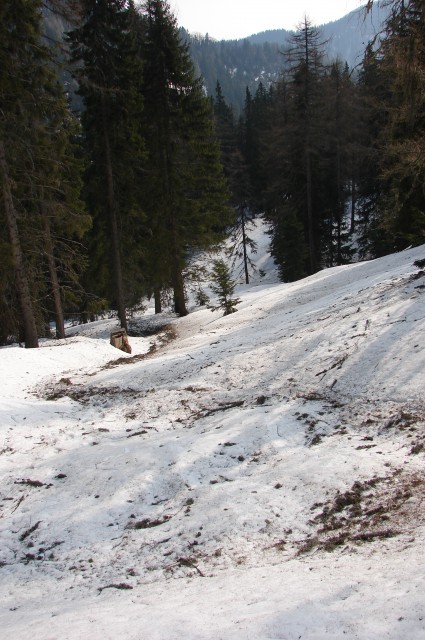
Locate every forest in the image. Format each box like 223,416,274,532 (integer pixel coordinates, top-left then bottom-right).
1,0,425,348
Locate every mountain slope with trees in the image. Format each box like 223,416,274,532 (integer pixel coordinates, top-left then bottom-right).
186,3,389,112
2,0,425,348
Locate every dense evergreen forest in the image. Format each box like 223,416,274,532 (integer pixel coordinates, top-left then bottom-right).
1,0,424,347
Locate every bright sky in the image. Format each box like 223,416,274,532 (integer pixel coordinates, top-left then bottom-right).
169,0,367,40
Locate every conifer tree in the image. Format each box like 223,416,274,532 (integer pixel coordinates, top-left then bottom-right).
0,0,87,346
359,0,425,254
321,60,357,266
378,0,425,249
228,205,259,285
214,82,238,182
209,259,240,316
263,19,329,280
140,0,230,316
213,84,256,284
285,18,328,273
355,42,389,257
67,0,146,331
241,84,271,212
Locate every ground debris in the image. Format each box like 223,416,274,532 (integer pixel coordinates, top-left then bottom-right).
192,400,244,420
127,515,172,530
298,469,425,555
166,555,205,577
126,430,148,438
15,479,51,488
0,447,14,455
19,521,41,542
316,354,349,379
11,495,25,513
103,326,177,369
97,583,133,593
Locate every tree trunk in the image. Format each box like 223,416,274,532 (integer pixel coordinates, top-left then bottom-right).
306,148,317,273
350,178,356,234
101,95,127,332
241,207,250,285
171,254,187,317
170,215,187,316
0,141,39,348
336,140,343,265
42,203,65,339
165,147,187,316
173,279,187,316
154,287,162,314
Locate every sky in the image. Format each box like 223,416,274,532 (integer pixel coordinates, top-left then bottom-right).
168,0,367,40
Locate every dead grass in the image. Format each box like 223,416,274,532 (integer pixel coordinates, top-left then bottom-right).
299,469,425,555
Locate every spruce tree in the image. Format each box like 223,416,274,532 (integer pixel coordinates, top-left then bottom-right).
140,0,230,316
263,20,329,280
67,0,146,331
214,82,238,183
359,0,425,254
378,0,425,249
209,259,240,316
0,0,87,346
241,84,271,212
320,61,357,267
285,18,328,274
213,84,256,284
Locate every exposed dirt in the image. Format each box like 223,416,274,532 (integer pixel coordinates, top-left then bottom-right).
299,469,425,554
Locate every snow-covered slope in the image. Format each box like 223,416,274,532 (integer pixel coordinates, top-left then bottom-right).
1,244,424,640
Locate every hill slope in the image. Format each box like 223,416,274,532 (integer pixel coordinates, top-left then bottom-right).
0,244,424,639
187,3,389,110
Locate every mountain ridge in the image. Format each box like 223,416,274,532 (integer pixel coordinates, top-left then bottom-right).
186,3,389,110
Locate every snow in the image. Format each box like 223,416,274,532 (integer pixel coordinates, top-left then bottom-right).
1,229,424,639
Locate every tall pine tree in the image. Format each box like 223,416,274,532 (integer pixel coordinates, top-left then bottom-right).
67,0,146,331
140,0,230,316
263,19,328,280
0,0,87,346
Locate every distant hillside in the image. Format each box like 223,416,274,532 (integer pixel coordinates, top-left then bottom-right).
184,31,283,112
187,3,389,111
319,3,389,68
247,3,388,66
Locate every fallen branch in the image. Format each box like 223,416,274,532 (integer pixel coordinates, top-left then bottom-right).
15,479,52,488
19,521,41,542
127,515,172,530
193,400,244,420
126,430,148,438
166,556,205,577
126,425,158,438
351,528,399,542
177,556,205,577
316,354,349,379
12,495,25,513
98,583,133,593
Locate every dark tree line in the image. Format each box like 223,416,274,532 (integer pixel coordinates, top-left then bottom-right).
212,3,425,283
1,0,230,346
186,31,283,113
0,0,89,347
